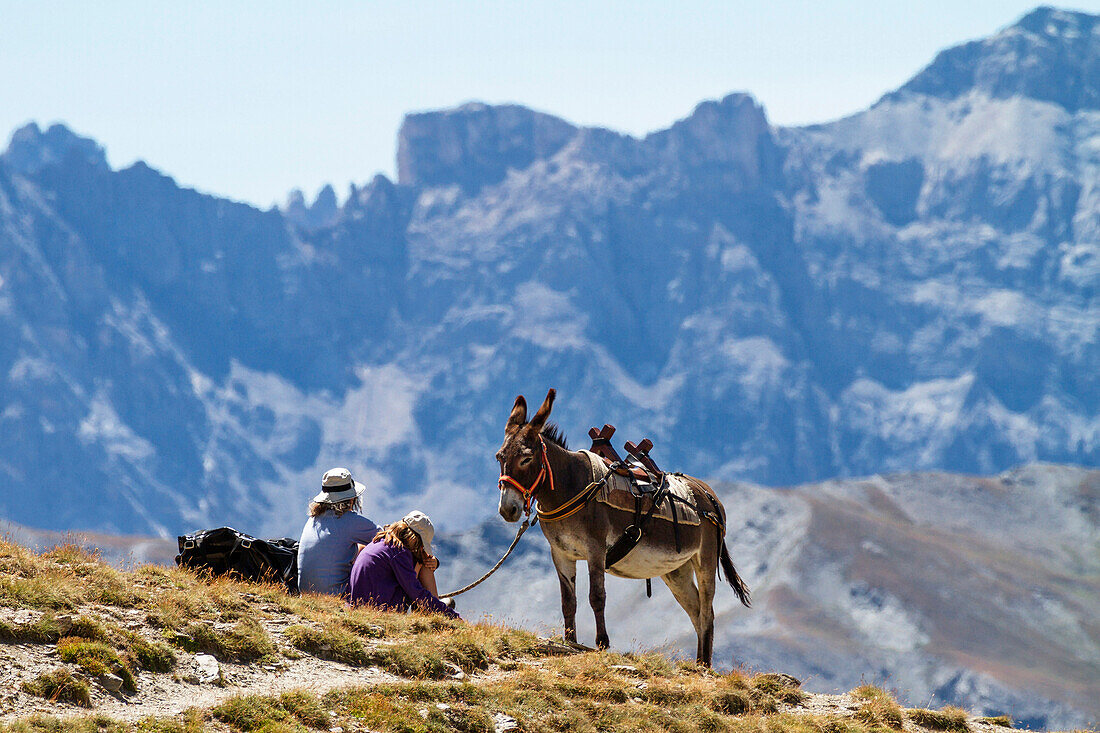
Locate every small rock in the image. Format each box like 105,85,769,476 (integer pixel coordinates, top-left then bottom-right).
13,610,39,626
436,703,450,711
194,653,221,684
329,728,343,733
443,661,465,680
418,709,429,719
632,697,643,703
635,681,648,689
98,674,124,692
493,713,519,732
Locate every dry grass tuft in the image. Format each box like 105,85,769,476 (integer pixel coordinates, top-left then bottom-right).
976,715,1012,728
20,668,92,708
165,619,275,662
907,705,970,732
0,613,67,644
284,623,370,666
213,690,331,731
752,673,807,706
852,685,904,729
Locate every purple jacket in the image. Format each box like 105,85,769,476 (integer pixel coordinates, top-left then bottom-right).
348,540,459,619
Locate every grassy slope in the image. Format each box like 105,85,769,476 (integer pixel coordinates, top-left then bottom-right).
0,540,1022,733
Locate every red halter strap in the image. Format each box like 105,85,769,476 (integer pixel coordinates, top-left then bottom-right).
498,436,555,515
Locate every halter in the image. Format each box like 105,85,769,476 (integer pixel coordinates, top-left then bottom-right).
498,436,555,515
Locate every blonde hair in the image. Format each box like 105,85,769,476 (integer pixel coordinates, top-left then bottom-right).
373,520,431,566
308,497,360,518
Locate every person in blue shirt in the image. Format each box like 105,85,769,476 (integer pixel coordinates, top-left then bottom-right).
349,510,459,619
297,467,379,596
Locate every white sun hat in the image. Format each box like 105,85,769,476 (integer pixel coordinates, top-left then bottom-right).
402,510,435,556
312,467,365,504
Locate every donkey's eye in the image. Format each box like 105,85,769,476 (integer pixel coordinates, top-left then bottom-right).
520,456,534,466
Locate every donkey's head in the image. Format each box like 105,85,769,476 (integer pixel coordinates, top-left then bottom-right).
496,388,556,522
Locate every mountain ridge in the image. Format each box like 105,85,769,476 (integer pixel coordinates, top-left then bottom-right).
0,6,1097,538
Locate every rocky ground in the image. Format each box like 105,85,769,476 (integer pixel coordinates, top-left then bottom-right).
0,606,1025,732
0,539,1053,732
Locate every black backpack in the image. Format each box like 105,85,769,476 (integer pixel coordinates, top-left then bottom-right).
175,527,299,594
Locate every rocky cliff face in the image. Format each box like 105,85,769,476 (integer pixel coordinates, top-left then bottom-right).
0,7,1097,543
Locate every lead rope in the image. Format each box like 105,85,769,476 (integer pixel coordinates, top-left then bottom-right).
439,516,537,599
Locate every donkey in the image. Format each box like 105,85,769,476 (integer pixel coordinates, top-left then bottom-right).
496,388,751,666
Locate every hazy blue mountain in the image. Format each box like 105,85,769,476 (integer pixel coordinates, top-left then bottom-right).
0,7,1097,542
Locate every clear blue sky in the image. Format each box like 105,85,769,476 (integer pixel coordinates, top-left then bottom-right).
2,1,1097,207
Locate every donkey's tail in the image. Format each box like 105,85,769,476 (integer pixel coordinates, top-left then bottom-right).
720,541,751,607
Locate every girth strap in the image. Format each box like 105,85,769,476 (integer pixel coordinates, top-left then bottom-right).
537,478,604,523
605,480,667,568
670,497,681,553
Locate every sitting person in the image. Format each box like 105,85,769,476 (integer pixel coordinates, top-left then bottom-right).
297,467,379,596
349,510,459,619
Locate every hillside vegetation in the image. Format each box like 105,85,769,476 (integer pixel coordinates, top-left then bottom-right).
0,540,1025,733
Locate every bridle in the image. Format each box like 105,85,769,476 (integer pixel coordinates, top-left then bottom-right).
498,436,555,515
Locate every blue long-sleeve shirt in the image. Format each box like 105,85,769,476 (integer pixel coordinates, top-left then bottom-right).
297,512,379,597
348,540,459,619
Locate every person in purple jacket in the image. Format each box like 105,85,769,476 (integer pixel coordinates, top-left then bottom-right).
349,510,460,619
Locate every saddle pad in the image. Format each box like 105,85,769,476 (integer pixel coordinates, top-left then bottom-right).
580,452,701,526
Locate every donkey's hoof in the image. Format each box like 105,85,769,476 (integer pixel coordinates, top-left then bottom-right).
596,634,610,650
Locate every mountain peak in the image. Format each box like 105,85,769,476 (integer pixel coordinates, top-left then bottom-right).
646,93,782,185
886,6,1099,111
2,122,109,176
283,184,339,232
1015,6,1096,36
395,102,577,193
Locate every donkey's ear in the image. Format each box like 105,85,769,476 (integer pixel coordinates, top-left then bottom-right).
507,395,528,433
529,388,556,431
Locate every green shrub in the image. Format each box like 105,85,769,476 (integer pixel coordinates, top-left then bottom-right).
56,637,137,692
123,632,177,672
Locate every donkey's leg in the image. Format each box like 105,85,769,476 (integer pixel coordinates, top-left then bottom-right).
692,553,718,666
661,562,703,646
586,546,611,650
550,547,579,644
